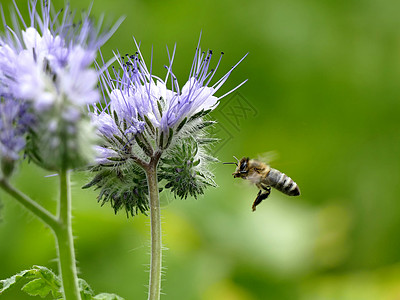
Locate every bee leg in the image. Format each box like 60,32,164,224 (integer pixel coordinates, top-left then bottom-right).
252,188,271,212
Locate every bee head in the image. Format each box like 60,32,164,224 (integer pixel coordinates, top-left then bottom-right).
233,157,249,178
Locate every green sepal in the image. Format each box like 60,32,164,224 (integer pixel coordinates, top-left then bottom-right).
157,99,163,117
188,109,212,122
82,169,112,189
1,156,15,178
158,131,164,148
185,120,216,136
113,110,119,125
196,120,216,130
135,134,153,157
164,128,174,149
122,119,128,132
112,134,126,147
144,115,155,135
176,117,187,133
106,156,127,162
197,137,219,145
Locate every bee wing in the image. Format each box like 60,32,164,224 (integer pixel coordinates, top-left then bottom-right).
256,151,279,165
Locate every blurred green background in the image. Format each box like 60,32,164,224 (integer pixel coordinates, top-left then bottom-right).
1,0,400,299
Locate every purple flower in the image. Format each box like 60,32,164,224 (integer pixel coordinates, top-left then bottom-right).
0,98,31,161
0,1,120,115
92,39,247,161
85,38,247,215
0,0,121,171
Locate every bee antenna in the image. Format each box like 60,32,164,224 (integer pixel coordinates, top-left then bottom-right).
233,156,239,163
223,162,238,166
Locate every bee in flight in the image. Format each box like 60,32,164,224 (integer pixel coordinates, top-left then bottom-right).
224,156,300,211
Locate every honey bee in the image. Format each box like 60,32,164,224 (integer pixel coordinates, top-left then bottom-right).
224,156,300,211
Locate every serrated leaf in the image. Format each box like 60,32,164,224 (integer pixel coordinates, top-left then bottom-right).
0,266,62,298
22,278,52,297
0,269,33,292
78,278,94,300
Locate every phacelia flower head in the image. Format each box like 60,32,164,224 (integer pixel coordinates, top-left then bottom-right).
0,0,121,171
0,98,33,177
84,38,247,217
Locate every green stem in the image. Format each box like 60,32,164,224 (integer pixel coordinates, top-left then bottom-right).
0,178,58,229
0,171,81,300
146,156,162,300
53,169,81,300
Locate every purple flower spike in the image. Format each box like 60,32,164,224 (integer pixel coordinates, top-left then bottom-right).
92,37,247,161
85,37,247,216
0,0,122,171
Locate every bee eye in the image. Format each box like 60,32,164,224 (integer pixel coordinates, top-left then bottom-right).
240,161,247,171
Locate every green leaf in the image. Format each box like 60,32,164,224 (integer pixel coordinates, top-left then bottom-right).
94,293,125,300
0,266,62,298
1,267,125,300
0,270,31,292
22,278,53,297
78,278,94,300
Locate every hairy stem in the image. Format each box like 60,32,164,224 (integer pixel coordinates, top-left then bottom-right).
146,155,162,300
53,169,81,300
0,178,58,228
0,171,81,300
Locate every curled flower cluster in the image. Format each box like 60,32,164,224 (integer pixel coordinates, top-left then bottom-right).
0,0,120,172
84,40,247,216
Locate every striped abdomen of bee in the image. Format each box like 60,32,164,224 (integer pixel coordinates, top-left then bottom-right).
264,168,300,196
